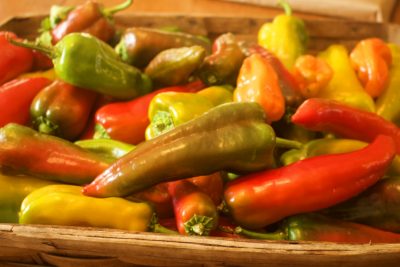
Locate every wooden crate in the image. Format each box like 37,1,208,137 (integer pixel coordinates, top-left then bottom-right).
1,13,400,267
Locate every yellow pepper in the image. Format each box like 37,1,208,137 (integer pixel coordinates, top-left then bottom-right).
19,68,57,80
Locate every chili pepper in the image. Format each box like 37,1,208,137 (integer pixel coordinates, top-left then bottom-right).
30,80,98,141
157,217,179,232
234,54,285,123
9,33,152,100
376,44,400,126
75,138,135,161
0,32,34,85
168,180,218,236
19,184,153,232
291,98,400,154
145,46,206,87
317,44,375,112
145,85,233,139
83,102,302,197
94,81,205,145
51,0,133,44
210,216,243,238
19,68,57,80
196,33,245,86
0,123,110,184
32,50,54,71
0,173,56,223
0,78,52,128
350,38,392,98
115,27,211,68
224,135,395,229
235,213,400,243
187,172,224,206
257,1,308,70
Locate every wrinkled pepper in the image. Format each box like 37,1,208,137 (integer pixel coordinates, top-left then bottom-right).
95,81,205,144
145,85,233,139
224,135,396,229
257,1,308,70
19,184,153,232
115,27,211,68
376,44,400,126
0,123,110,184
30,80,98,140
350,38,392,98
9,33,152,100
75,138,135,161
235,213,400,244
317,44,375,112
0,78,52,128
291,98,400,154
234,54,285,123
0,173,55,223
196,33,245,86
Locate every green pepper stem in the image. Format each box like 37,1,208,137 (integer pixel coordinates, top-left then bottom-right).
104,0,133,16
184,214,215,236
278,0,292,16
152,223,179,235
275,137,303,149
234,227,286,240
8,37,55,59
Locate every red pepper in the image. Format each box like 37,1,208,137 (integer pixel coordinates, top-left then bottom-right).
210,217,243,238
291,98,400,154
0,78,52,128
0,32,34,85
224,135,396,229
31,50,53,71
186,172,224,206
95,80,205,144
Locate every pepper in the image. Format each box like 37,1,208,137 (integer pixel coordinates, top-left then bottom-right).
145,85,233,139
144,46,206,87
0,123,110,184
257,1,308,70
350,38,392,98
30,80,98,141
376,44,400,126
224,135,395,229
94,81,205,145
187,172,224,206
235,213,400,243
0,173,55,223
196,33,245,86
234,54,285,123
322,176,400,233
75,138,135,161
19,68,57,80
316,44,375,112
0,32,34,85
19,184,154,232
9,33,152,100
291,98,400,154
115,27,211,68
168,180,219,236
83,102,301,197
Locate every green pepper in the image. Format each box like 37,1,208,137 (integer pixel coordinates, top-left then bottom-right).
0,173,56,223
75,138,135,160
19,184,154,232
376,44,400,126
9,33,152,100
145,85,233,139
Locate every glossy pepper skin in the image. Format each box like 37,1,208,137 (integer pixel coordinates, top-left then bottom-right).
19,184,154,232
197,33,245,86
83,102,278,197
235,213,400,244
0,173,55,223
10,33,152,100
0,78,52,128
317,45,375,112
350,38,392,98
0,32,34,85
224,135,396,229
257,1,308,70
0,123,110,184
75,138,135,161
376,44,400,126
187,172,224,206
30,80,98,141
115,27,211,68
19,68,57,81
95,81,205,145
291,98,400,154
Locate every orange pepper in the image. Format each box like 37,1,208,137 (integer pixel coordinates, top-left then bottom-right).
234,54,285,123
350,38,392,98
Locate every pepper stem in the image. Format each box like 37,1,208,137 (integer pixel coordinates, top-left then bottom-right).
234,227,286,240
184,214,215,236
36,117,58,135
275,137,302,149
104,0,133,16
8,37,55,59
278,0,292,16
149,214,178,235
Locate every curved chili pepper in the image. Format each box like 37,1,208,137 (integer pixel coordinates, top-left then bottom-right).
0,78,52,128
187,172,224,206
224,135,396,229
75,138,135,161
291,98,400,154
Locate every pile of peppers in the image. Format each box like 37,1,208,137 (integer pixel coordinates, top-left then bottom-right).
2,0,400,245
